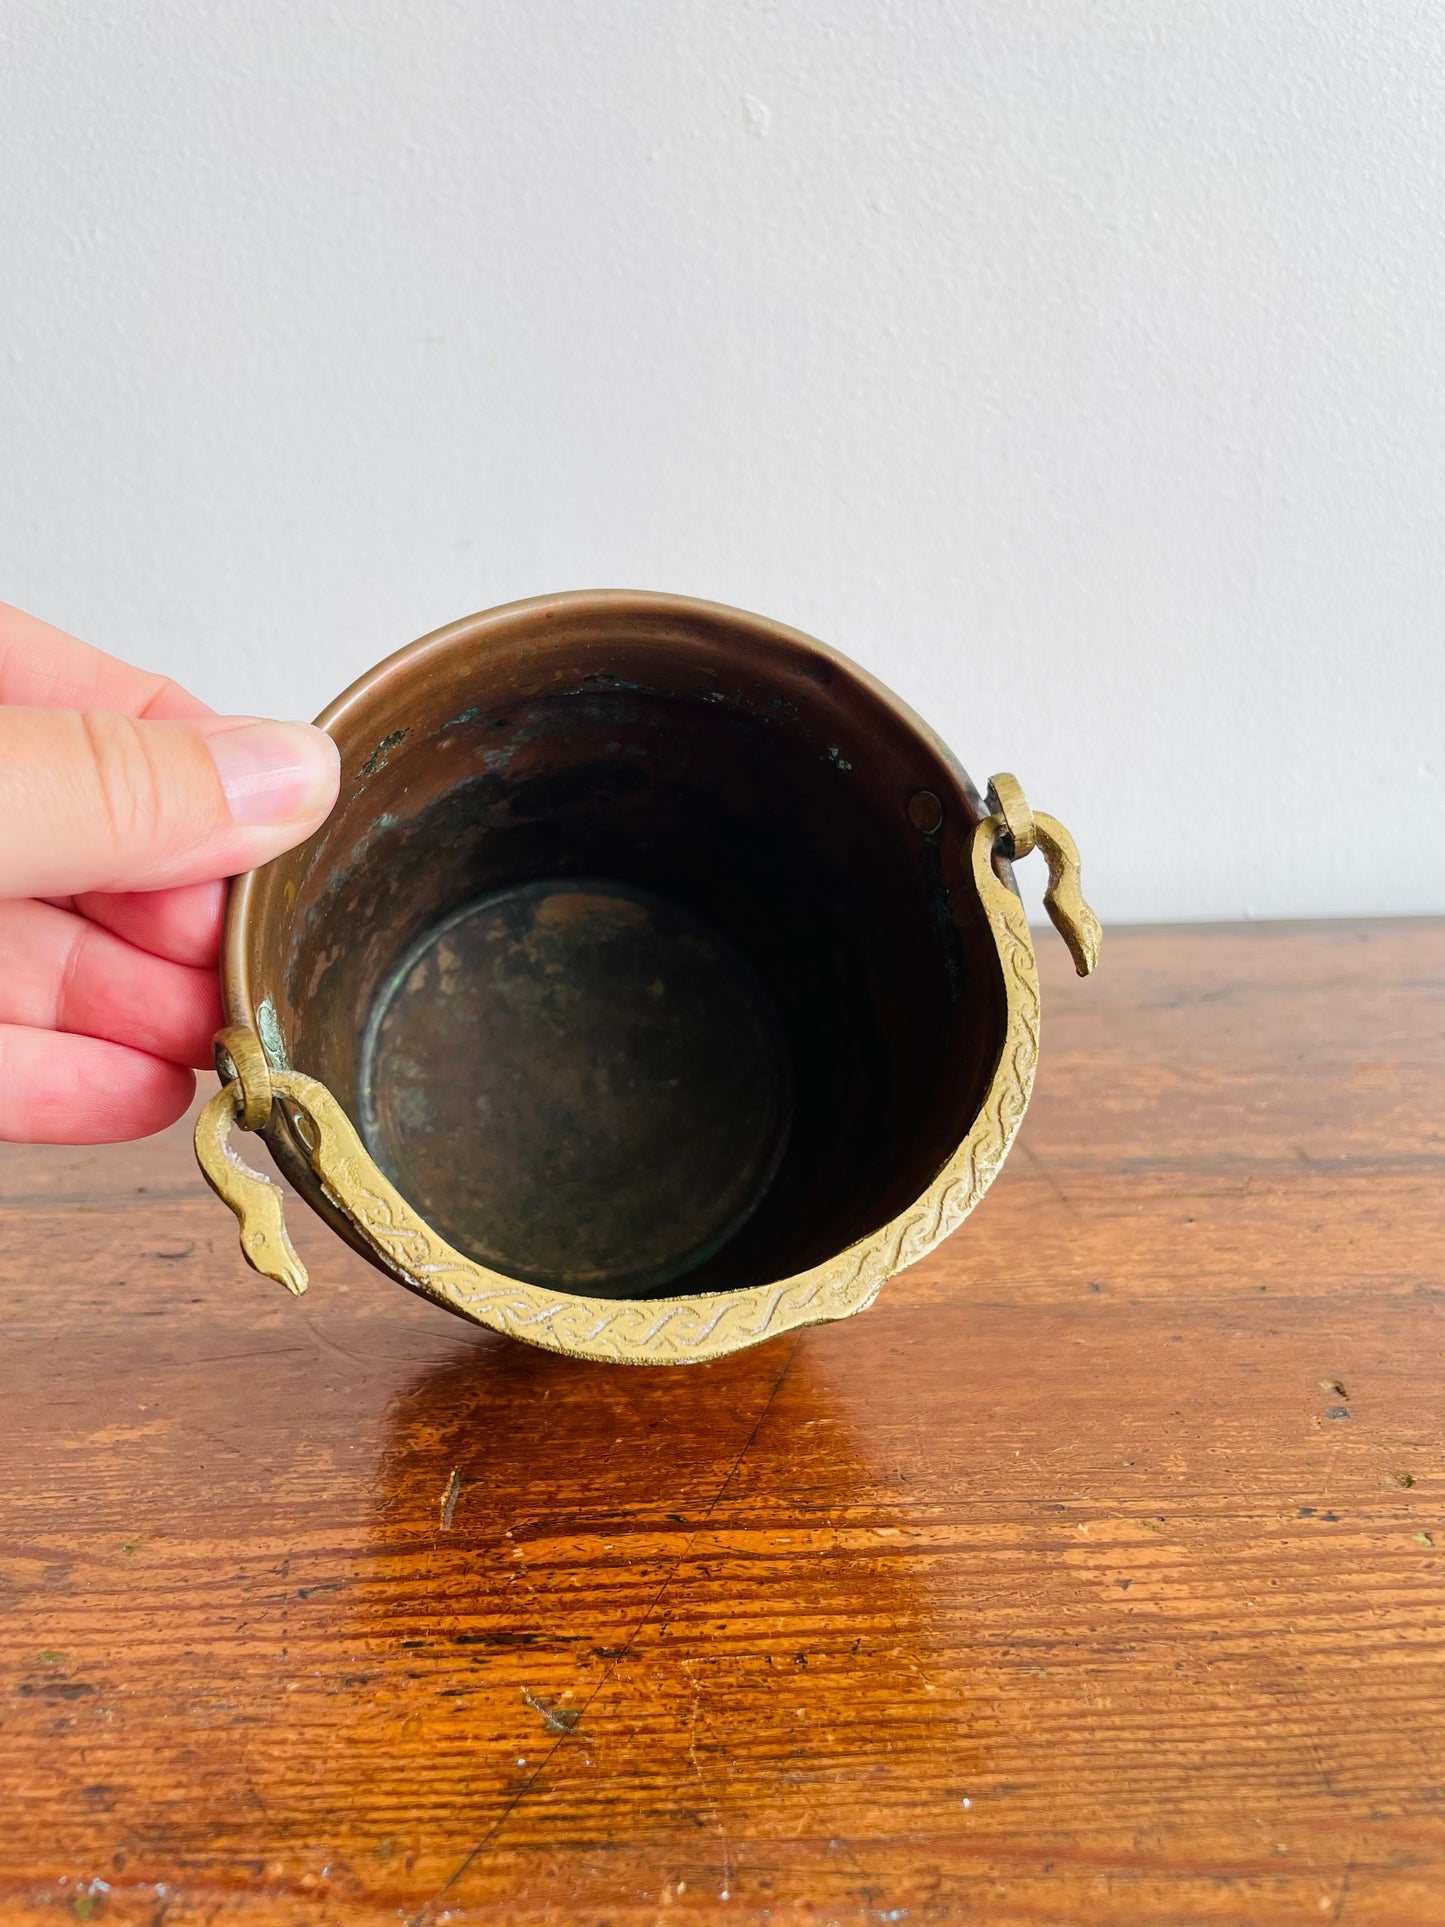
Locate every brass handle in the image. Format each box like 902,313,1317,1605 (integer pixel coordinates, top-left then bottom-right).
195,781,1098,1358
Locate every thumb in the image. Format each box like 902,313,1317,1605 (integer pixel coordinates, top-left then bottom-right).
0,706,340,898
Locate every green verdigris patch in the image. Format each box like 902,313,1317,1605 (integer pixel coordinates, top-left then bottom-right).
256,996,289,1071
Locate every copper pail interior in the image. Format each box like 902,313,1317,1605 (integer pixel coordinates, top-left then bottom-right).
230,596,1005,1302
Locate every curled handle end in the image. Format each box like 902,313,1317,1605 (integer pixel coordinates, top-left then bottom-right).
1034,812,1102,977
195,1081,309,1296
985,776,1102,978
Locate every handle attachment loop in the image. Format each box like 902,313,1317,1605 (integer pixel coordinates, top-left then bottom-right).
985,772,1102,978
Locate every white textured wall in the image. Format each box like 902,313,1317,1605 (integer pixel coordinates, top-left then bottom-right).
3,2,1440,924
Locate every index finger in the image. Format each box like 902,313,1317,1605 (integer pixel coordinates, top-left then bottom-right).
72,879,227,969
0,602,214,719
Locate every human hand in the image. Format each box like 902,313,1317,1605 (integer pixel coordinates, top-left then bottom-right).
0,602,339,1143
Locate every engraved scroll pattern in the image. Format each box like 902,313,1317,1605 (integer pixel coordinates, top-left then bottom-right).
269,816,1041,1365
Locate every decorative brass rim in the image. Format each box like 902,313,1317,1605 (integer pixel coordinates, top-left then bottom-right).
195,783,1099,1365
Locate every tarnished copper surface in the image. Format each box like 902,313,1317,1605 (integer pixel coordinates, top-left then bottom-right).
358,878,791,1296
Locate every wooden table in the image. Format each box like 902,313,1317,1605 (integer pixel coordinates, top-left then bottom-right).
2,919,1442,1926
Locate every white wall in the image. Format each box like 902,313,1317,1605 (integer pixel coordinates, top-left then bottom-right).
2,2,1440,925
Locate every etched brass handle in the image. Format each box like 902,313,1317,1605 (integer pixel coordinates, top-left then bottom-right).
195,780,1098,1361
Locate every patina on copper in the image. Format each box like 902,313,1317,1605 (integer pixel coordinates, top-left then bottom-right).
358,876,792,1296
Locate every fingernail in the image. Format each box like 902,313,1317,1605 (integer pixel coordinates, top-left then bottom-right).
207,721,340,826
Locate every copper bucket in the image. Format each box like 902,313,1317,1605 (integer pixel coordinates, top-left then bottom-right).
196,591,1099,1364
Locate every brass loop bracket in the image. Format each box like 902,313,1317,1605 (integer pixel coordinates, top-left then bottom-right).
985,772,1037,860
214,1023,274,1132
985,773,1102,979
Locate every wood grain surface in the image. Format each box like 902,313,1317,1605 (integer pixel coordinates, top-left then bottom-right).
1,918,1442,1926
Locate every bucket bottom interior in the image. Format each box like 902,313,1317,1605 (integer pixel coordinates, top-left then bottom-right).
358,878,793,1298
